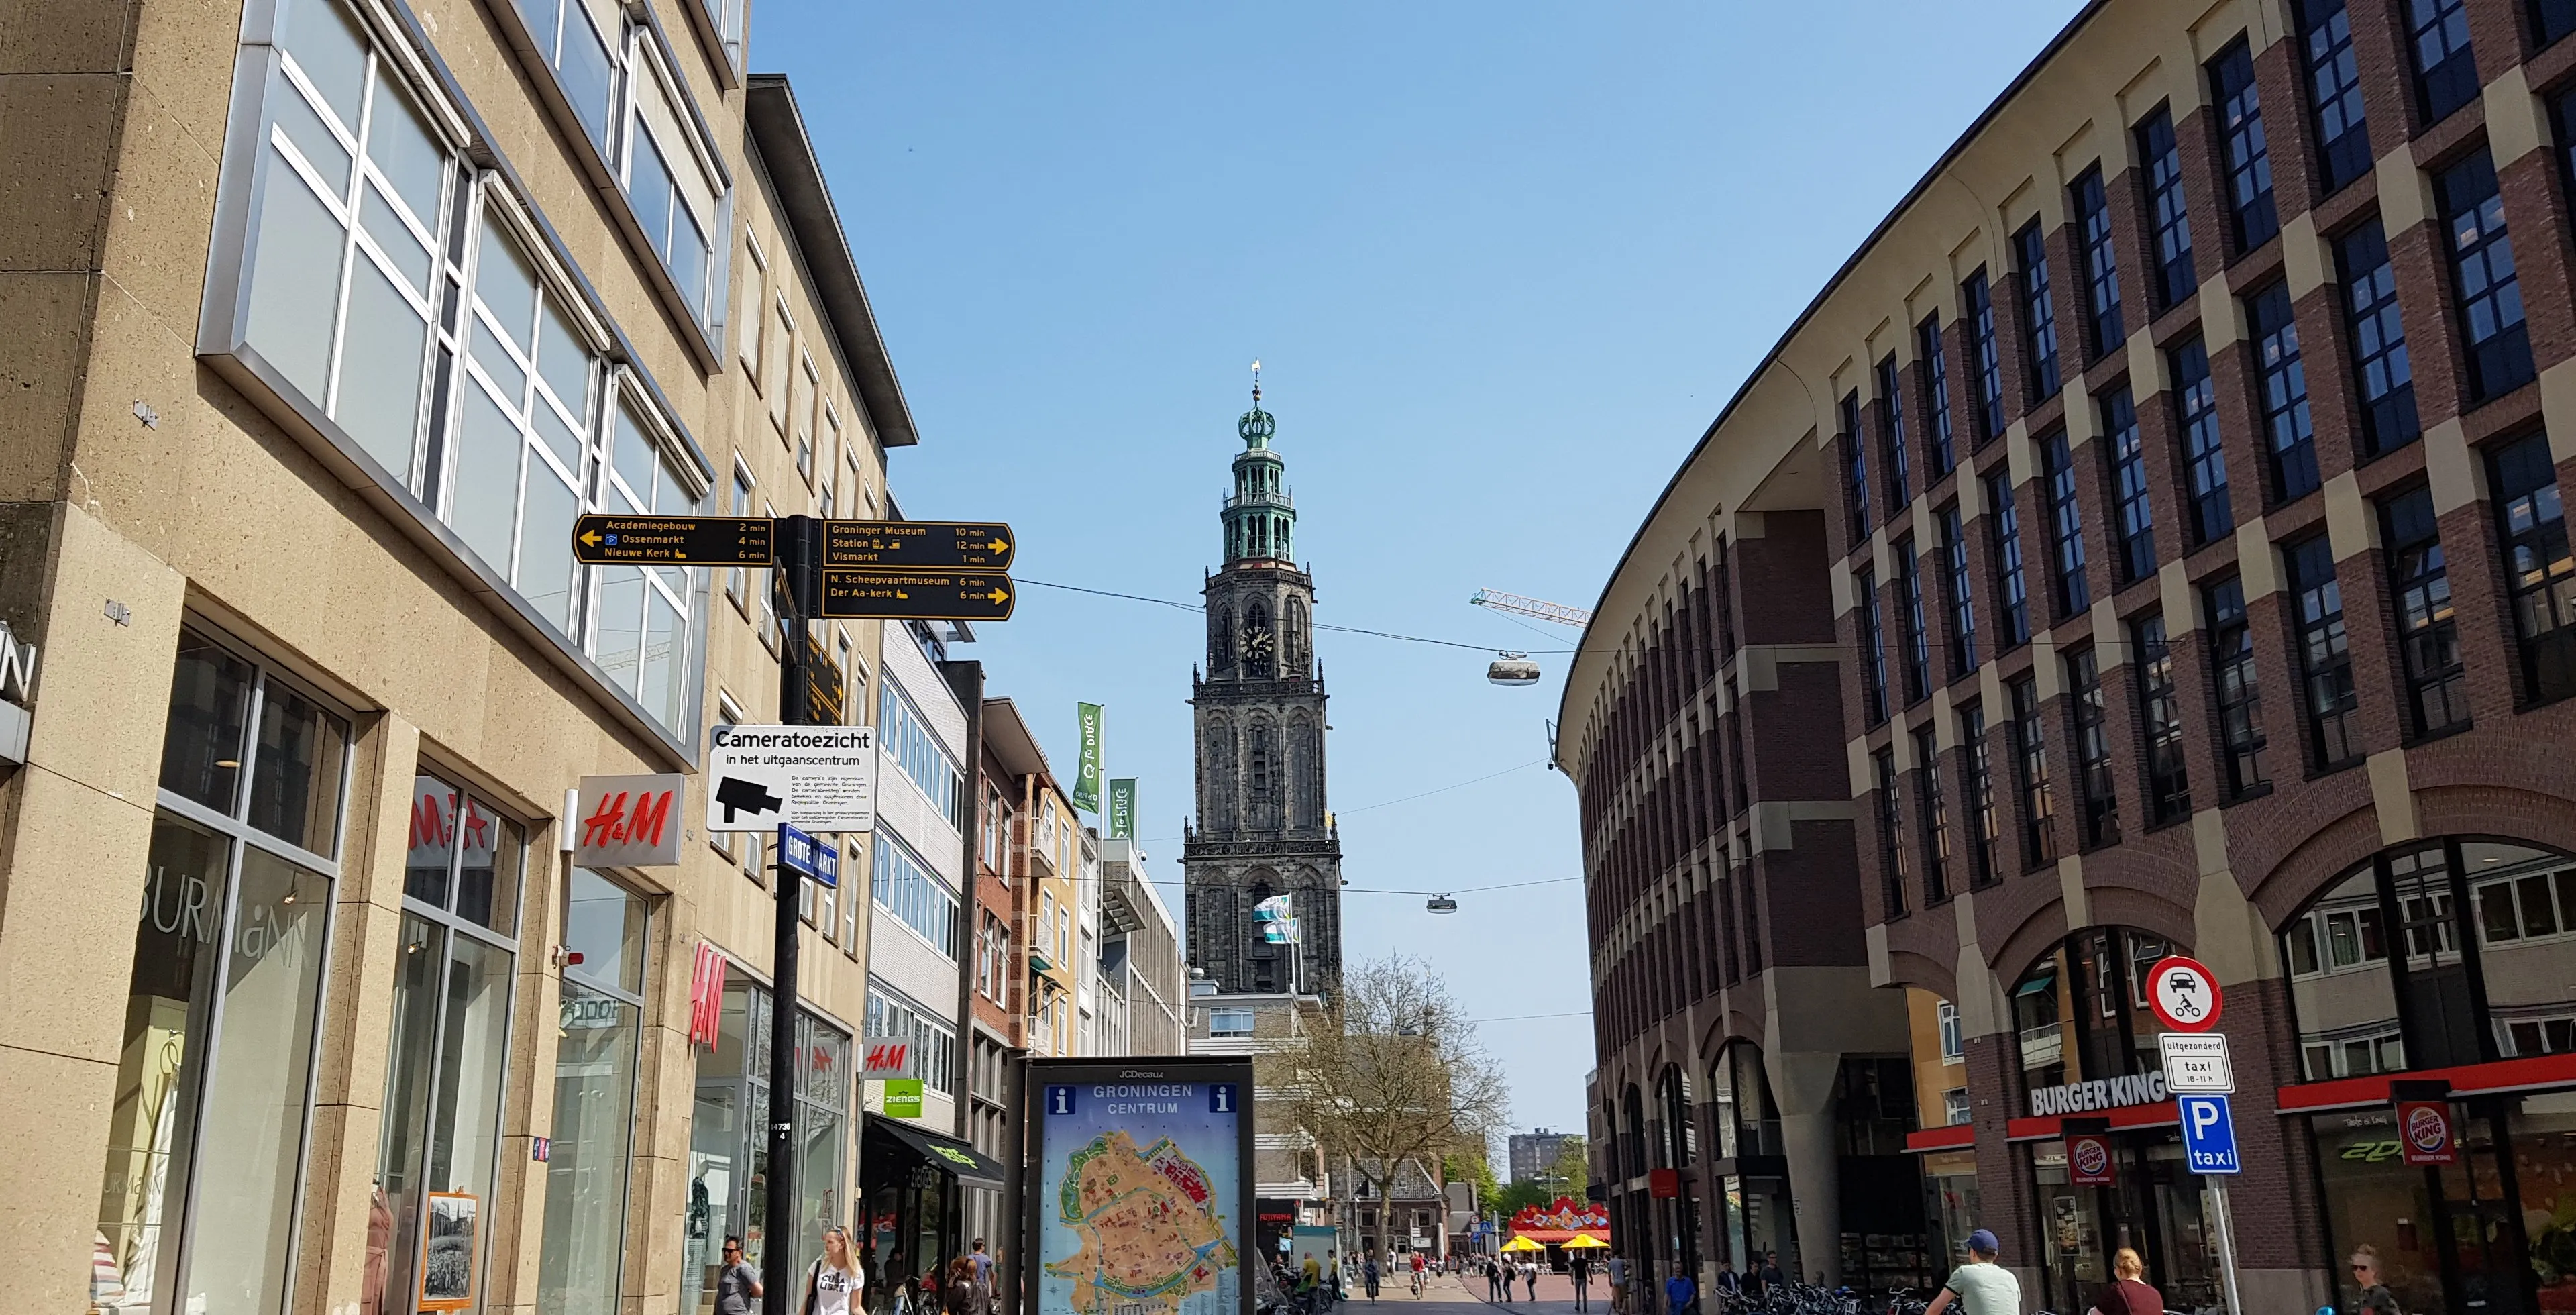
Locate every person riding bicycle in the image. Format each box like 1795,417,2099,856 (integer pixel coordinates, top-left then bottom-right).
1924,1230,2019,1315
1411,1252,1427,1296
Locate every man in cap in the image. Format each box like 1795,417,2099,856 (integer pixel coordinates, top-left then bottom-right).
1925,1230,2019,1315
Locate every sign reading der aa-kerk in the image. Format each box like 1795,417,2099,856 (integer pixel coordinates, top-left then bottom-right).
704,724,875,833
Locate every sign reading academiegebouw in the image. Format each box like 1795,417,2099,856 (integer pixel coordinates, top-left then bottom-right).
704,724,874,833
1028,1057,1252,1315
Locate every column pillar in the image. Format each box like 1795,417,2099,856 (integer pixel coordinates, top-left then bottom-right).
1768,1050,1843,1287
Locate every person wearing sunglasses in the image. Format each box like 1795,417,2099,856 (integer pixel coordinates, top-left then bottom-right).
718,1237,765,1315
2351,1247,2400,1315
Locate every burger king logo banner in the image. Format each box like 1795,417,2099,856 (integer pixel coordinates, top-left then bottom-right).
2068,1133,2117,1186
2398,1100,2457,1165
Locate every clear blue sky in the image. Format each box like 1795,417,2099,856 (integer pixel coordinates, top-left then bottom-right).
755,0,2084,1145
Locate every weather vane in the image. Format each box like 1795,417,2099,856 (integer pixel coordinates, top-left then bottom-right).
1250,357,1262,405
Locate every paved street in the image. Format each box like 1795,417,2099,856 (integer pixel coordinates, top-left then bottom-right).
1336,1271,1610,1315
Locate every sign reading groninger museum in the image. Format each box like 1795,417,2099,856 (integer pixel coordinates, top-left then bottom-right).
1026,1057,1254,1315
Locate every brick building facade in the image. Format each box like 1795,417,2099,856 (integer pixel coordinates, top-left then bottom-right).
1562,1,2576,1312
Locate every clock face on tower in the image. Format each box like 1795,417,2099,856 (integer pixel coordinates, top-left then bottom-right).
1241,621,1275,670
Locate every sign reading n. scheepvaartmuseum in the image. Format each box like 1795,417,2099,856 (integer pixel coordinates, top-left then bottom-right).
1026,1057,1252,1315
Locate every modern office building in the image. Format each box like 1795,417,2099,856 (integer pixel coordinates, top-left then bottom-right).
0,0,930,1310
1564,3,2576,1314
1100,834,1188,1056
1507,1128,1577,1185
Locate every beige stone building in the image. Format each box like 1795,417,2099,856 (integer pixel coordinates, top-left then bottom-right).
0,0,931,1312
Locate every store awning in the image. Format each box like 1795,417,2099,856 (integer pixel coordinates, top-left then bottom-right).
865,1114,1008,1188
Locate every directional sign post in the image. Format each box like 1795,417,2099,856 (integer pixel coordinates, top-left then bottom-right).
820,568,1015,621
572,514,773,566
823,519,1015,570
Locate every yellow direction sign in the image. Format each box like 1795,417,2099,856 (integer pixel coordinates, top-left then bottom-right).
820,569,1016,621
823,520,1015,570
573,515,773,566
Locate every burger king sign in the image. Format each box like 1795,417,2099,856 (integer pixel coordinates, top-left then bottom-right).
2068,1131,2117,1186
2397,1100,2457,1165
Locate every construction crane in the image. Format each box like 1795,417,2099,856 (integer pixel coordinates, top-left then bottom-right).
1469,588,1593,628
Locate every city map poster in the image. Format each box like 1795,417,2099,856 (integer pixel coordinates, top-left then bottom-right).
1027,1058,1253,1315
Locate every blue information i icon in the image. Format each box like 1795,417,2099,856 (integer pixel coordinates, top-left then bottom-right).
1210,1084,1238,1114
2178,1094,2240,1175
1046,1085,1076,1116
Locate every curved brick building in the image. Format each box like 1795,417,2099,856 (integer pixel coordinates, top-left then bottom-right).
1562,2,2576,1312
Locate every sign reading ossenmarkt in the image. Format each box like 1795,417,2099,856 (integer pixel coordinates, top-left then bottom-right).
705,724,875,833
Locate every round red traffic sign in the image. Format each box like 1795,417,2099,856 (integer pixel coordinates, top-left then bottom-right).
2145,955,2223,1033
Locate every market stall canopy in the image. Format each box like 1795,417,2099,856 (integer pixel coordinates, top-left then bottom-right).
1499,1237,1544,1252
1561,1235,1609,1249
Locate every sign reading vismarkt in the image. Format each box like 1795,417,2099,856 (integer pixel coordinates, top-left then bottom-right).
704,725,875,833
1028,1057,1252,1315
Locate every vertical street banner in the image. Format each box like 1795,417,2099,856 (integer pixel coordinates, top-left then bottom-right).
1073,703,1104,812
1107,779,1136,839
1027,1057,1252,1315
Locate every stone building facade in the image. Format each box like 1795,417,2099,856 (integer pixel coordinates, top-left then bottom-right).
1565,1,2576,1312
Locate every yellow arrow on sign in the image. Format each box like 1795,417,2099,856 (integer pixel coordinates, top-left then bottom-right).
987,538,1010,554
983,588,1010,605
579,529,603,547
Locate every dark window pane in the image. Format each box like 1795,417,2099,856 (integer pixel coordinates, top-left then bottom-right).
1920,315,1957,476
2210,40,2279,250
1941,505,1978,674
2073,168,2125,356
2173,337,2233,542
2017,221,2060,399
2135,614,2190,823
2408,0,2479,123
2207,574,2268,795
2336,220,2419,454
2068,647,2119,847
1880,355,1911,508
1966,270,2005,442
2137,107,2198,307
2438,151,2536,400
2299,0,2372,193
2104,388,2156,581
160,629,254,814
2041,431,2090,617
2248,282,2320,501
2286,535,2361,767
2489,433,2576,703
1989,472,2031,647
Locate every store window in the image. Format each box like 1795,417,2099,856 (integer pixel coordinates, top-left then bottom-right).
538,870,651,1315
379,772,527,1315
2011,928,2171,1094
91,627,347,1315
680,971,851,1313
207,0,709,733
2284,839,2576,1081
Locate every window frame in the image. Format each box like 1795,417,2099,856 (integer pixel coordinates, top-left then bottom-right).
1920,314,1957,476
1966,270,2005,443
1988,471,2032,648
2381,485,2470,738
2134,612,2191,825
2040,429,2090,619
2135,105,2197,310
2488,433,2576,706
2298,0,2373,194
2335,219,2419,455
2172,337,2234,544
2438,150,2536,402
2071,166,2124,358
199,0,714,751
2104,386,2155,583
2210,38,2280,252
2016,219,2061,400
2285,535,2362,770
2247,281,2320,502
2205,574,2271,798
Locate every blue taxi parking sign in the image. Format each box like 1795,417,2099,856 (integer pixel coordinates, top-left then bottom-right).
2179,1094,2241,1174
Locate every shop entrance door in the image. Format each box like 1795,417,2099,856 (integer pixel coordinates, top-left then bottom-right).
2426,1104,2534,1315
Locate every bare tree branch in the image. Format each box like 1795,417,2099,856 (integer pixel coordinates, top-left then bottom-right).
1259,955,1512,1261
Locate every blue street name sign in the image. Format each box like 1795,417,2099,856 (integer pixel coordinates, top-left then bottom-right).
777,823,833,886
2178,1093,2241,1175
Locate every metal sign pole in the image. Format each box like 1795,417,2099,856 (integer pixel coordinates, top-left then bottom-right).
2208,1177,2244,1315
762,515,821,1315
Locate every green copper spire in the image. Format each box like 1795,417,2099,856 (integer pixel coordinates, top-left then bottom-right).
1224,360,1294,564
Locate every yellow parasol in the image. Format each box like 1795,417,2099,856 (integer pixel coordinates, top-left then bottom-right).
1560,1235,1610,1249
1499,1237,1544,1253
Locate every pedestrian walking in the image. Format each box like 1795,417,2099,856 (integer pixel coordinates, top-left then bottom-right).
971,1239,996,1313
1364,1255,1382,1304
1923,1230,2019,1315
1758,1254,1784,1299
2350,1248,2402,1315
802,1227,865,1315
1571,1251,1593,1311
1664,1269,1698,1315
1487,1257,1505,1303
2086,1248,2161,1315
716,1237,764,1315
1606,1252,1629,1315
944,1257,979,1315
1523,1261,1541,1301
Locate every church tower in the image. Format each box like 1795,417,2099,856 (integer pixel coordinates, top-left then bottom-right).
1183,370,1343,997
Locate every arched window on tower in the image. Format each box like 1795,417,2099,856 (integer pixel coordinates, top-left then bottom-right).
1213,605,1234,669
1291,716,1322,827
1286,598,1308,672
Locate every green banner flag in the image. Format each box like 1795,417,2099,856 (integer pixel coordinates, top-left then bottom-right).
1107,778,1136,839
1073,703,1104,812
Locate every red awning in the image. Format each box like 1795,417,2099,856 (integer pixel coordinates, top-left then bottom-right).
2276,1051,2576,1112
1904,1124,1975,1153
1512,1230,1613,1244
2006,1100,2179,1143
